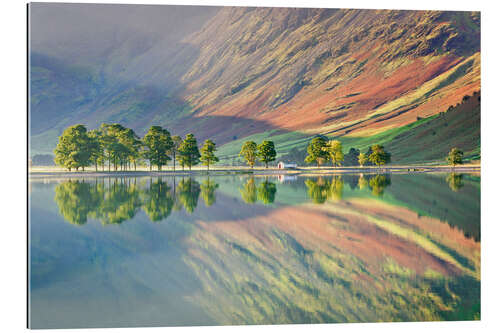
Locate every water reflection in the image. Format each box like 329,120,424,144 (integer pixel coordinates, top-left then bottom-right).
368,174,391,197
447,173,464,192
54,173,473,226
31,172,481,327
54,177,215,225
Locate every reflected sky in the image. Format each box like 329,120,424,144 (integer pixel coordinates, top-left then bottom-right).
29,173,480,328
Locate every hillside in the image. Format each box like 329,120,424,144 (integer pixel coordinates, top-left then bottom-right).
29,5,480,163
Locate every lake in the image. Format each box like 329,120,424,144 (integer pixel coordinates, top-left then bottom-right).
28,172,480,328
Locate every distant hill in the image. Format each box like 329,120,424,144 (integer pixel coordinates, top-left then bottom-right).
29,5,480,163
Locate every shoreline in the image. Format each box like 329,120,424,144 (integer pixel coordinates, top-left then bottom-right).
29,165,480,179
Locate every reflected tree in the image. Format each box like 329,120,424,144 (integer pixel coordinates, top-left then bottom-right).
54,180,101,225
240,177,257,204
446,173,464,192
368,175,392,197
90,178,142,224
305,177,344,203
177,178,201,213
200,178,219,207
257,180,277,204
329,176,344,201
358,174,368,190
305,177,329,204
141,179,175,222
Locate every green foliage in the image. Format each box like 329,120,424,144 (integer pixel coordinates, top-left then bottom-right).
446,173,464,192
178,134,201,170
201,178,219,206
305,136,329,167
368,144,391,167
257,141,277,168
141,179,174,222
177,178,201,213
240,177,257,204
369,175,392,197
200,139,219,170
358,152,368,167
446,148,464,167
257,180,277,204
343,148,360,166
143,126,173,171
305,177,344,204
239,141,258,168
54,177,214,225
171,135,183,171
54,124,94,171
323,140,344,167
54,180,100,224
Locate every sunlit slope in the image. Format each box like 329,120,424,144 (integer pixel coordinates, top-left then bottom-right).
30,7,480,158
338,92,480,163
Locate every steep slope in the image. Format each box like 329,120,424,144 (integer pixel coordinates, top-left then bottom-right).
29,5,480,162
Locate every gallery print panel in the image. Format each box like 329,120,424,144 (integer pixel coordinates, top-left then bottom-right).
28,2,480,329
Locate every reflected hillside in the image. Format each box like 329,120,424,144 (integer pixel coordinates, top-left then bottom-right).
33,173,480,326
184,197,480,324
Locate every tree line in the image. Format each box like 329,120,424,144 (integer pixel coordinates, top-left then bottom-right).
55,123,464,172
54,124,219,171
237,135,392,168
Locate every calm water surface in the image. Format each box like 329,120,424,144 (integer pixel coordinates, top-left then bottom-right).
28,173,480,328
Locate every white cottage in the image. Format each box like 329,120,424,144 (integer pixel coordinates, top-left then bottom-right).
277,161,298,169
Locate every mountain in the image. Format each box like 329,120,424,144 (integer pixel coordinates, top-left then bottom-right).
29,4,480,163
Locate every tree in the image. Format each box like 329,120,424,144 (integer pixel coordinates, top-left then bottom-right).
358,174,368,190
369,175,391,197
323,140,344,167
88,129,104,171
446,148,464,168
240,177,257,204
305,177,329,204
257,140,277,168
257,180,277,204
54,180,100,225
120,128,142,171
305,136,329,167
143,126,173,171
239,141,258,168
141,179,174,222
177,178,201,213
358,153,368,167
344,148,360,166
446,173,464,192
99,123,131,171
329,176,344,201
54,124,93,171
178,134,201,170
171,135,182,171
200,139,219,170
368,145,391,168
200,178,219,206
